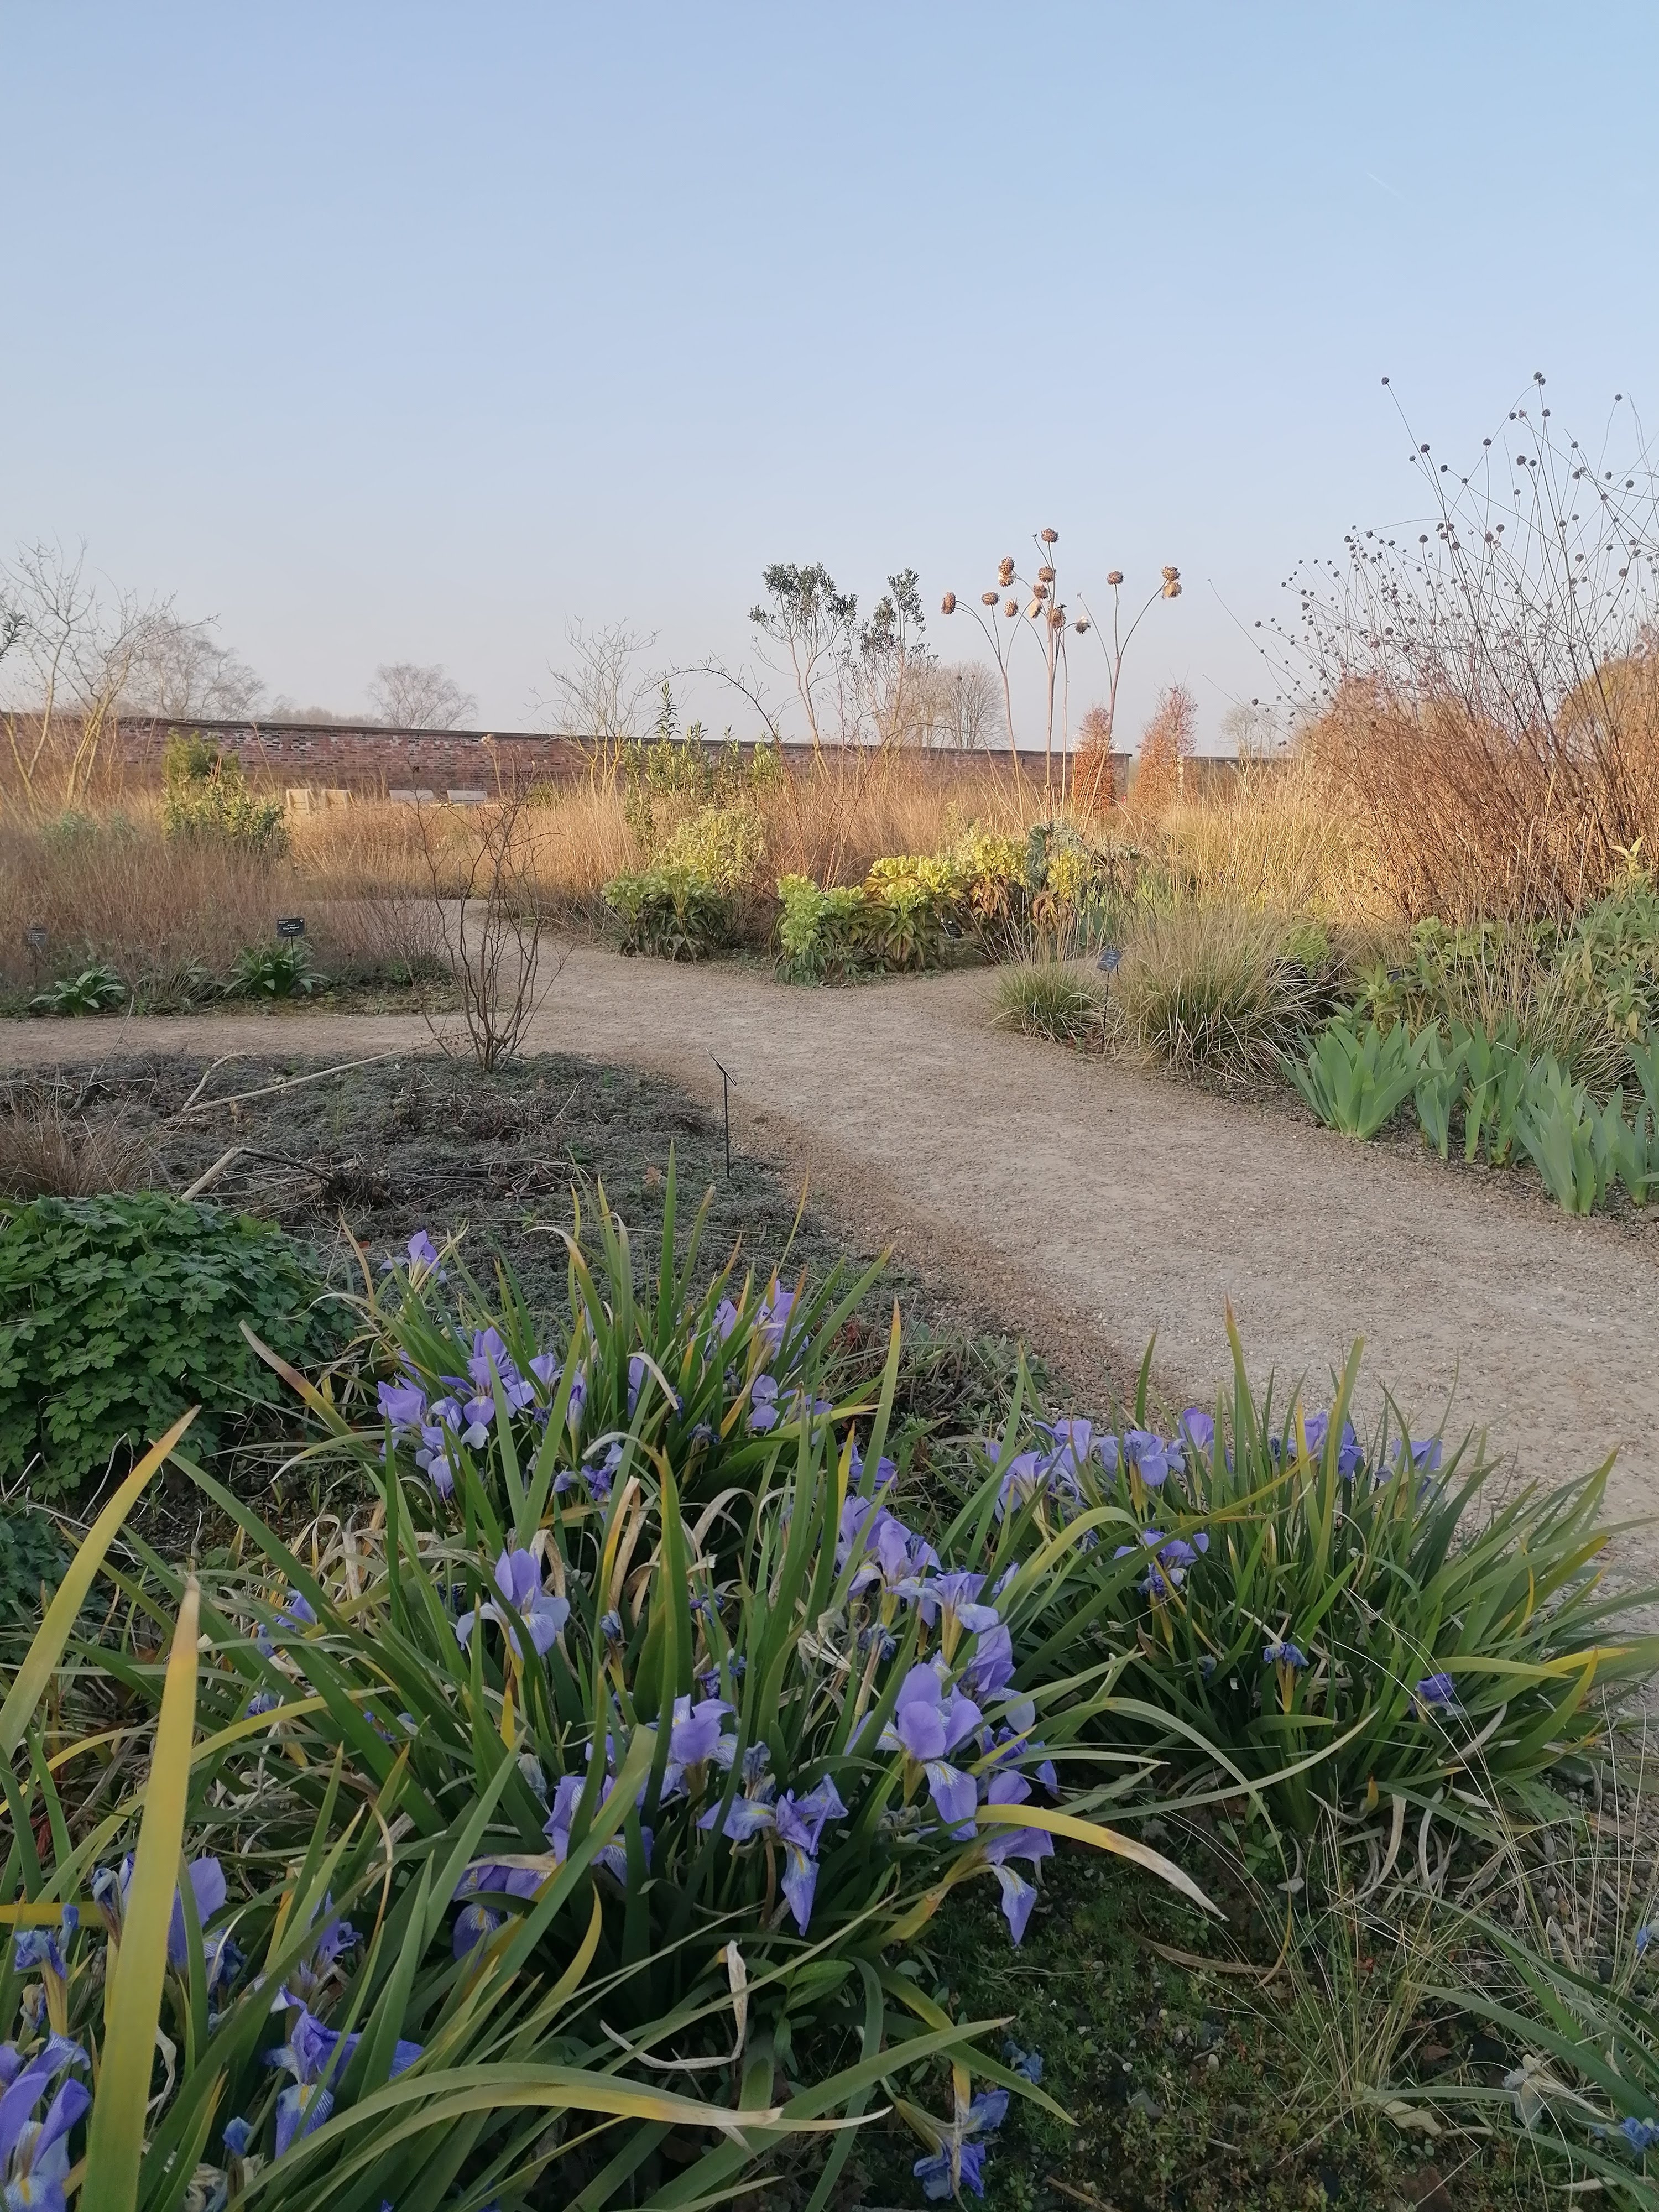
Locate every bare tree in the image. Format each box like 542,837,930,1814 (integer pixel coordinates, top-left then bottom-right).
1,541,171,807
535,619,659,743
383,792,564,1070
855,568,935,747
926,659,1005,750
122,613,266,719
749,563,859,749
368,661,477,729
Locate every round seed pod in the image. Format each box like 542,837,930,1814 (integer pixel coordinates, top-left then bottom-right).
1037,565,1056,583
941,592,957,614
980,591,999,606
1107,570,1124,586
1003,598,1019,617
1041,528,1058,543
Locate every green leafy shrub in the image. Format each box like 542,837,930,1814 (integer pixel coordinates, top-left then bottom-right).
0,1192,343,1494
222,941,317,1000
28,963,127,1016
0,1500,65,1616
1287,1013,1426,1136
162,731,287,854
654,799,767,891
982,1332,1657,1833
603,864,737,959
776,873,877,981
991,960,1108,1046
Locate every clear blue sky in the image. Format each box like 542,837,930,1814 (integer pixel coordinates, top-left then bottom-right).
6,3,1657,743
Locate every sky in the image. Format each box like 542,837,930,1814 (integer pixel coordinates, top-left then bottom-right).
4,2,1658,746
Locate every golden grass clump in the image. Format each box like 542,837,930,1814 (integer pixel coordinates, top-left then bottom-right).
1110,903,1329,1081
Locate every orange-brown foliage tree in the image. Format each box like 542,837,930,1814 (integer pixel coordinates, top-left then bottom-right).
1129,682,1198,820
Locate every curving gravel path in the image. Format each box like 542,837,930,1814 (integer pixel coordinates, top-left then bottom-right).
6,948,1658,1568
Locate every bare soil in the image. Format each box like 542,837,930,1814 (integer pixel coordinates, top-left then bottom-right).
7,945,1658,1578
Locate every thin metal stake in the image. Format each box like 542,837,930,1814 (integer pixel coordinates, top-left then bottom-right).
711,1057,732,1180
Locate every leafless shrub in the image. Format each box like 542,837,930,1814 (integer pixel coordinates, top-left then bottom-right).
392,793,565,1070
1266,376,1659,917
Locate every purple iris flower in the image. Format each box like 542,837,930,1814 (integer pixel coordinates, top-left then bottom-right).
456,1547,571,1658
1178,1408,1215,1453
912,1571,1000,1643
378,1376,427,1431
544,1772,649,1882
1264,1640,1308,1669
451,1861,546,1957
279,1592,316,1629
267,2005,421,2157
0,2036,90,2212
1623,2116,1659,2154
961,1621,1015,1702
415,1396,464,1496
1413,1672,1457,1713
711,1297,740,1344
848,1511,939,1600
664,1695,737,1793
775,1787,837,1933
757,1286,795,1359
276,1896,359,2001
848,1442,898,1490
404,1230,442,1272
1124,1429,1181,1488
982,1771,1055,1942
912,2090,1009,2201
748,1375,780,1433
879,1666,982,1829
161,1856,228,1971
1042,1418,1101,1481
12,1908,75,1983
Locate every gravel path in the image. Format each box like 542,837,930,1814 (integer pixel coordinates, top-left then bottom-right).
7,949,1658,1566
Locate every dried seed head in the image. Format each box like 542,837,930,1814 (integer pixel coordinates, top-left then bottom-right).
1041,528,1058,543
941,592,957,614
1047,606,1066,628
1162,579,1183,598
998,557,1016,583
1032,581,1050,600
980,591,999,607
1162,566,1181,582
1073,618,1090,633
1003,598,1018,617
1107,570,1124,586
1037,565,1056,583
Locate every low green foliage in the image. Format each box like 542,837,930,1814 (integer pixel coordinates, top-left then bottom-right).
222,941,318,1000
0,1501,65,1617
778,826,1123,983
0,1191,344,1494
603,864,737,959
1355,876,1659,1093
990,960,1107,1047
28,963,127,1016
161,731,286,854
1286,1014,1426,1136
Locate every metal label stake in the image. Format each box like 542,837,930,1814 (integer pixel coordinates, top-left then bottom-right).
711,1057,732,1181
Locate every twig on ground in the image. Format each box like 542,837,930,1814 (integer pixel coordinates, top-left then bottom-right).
172,1051,405,1119
180,1146,248,1200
